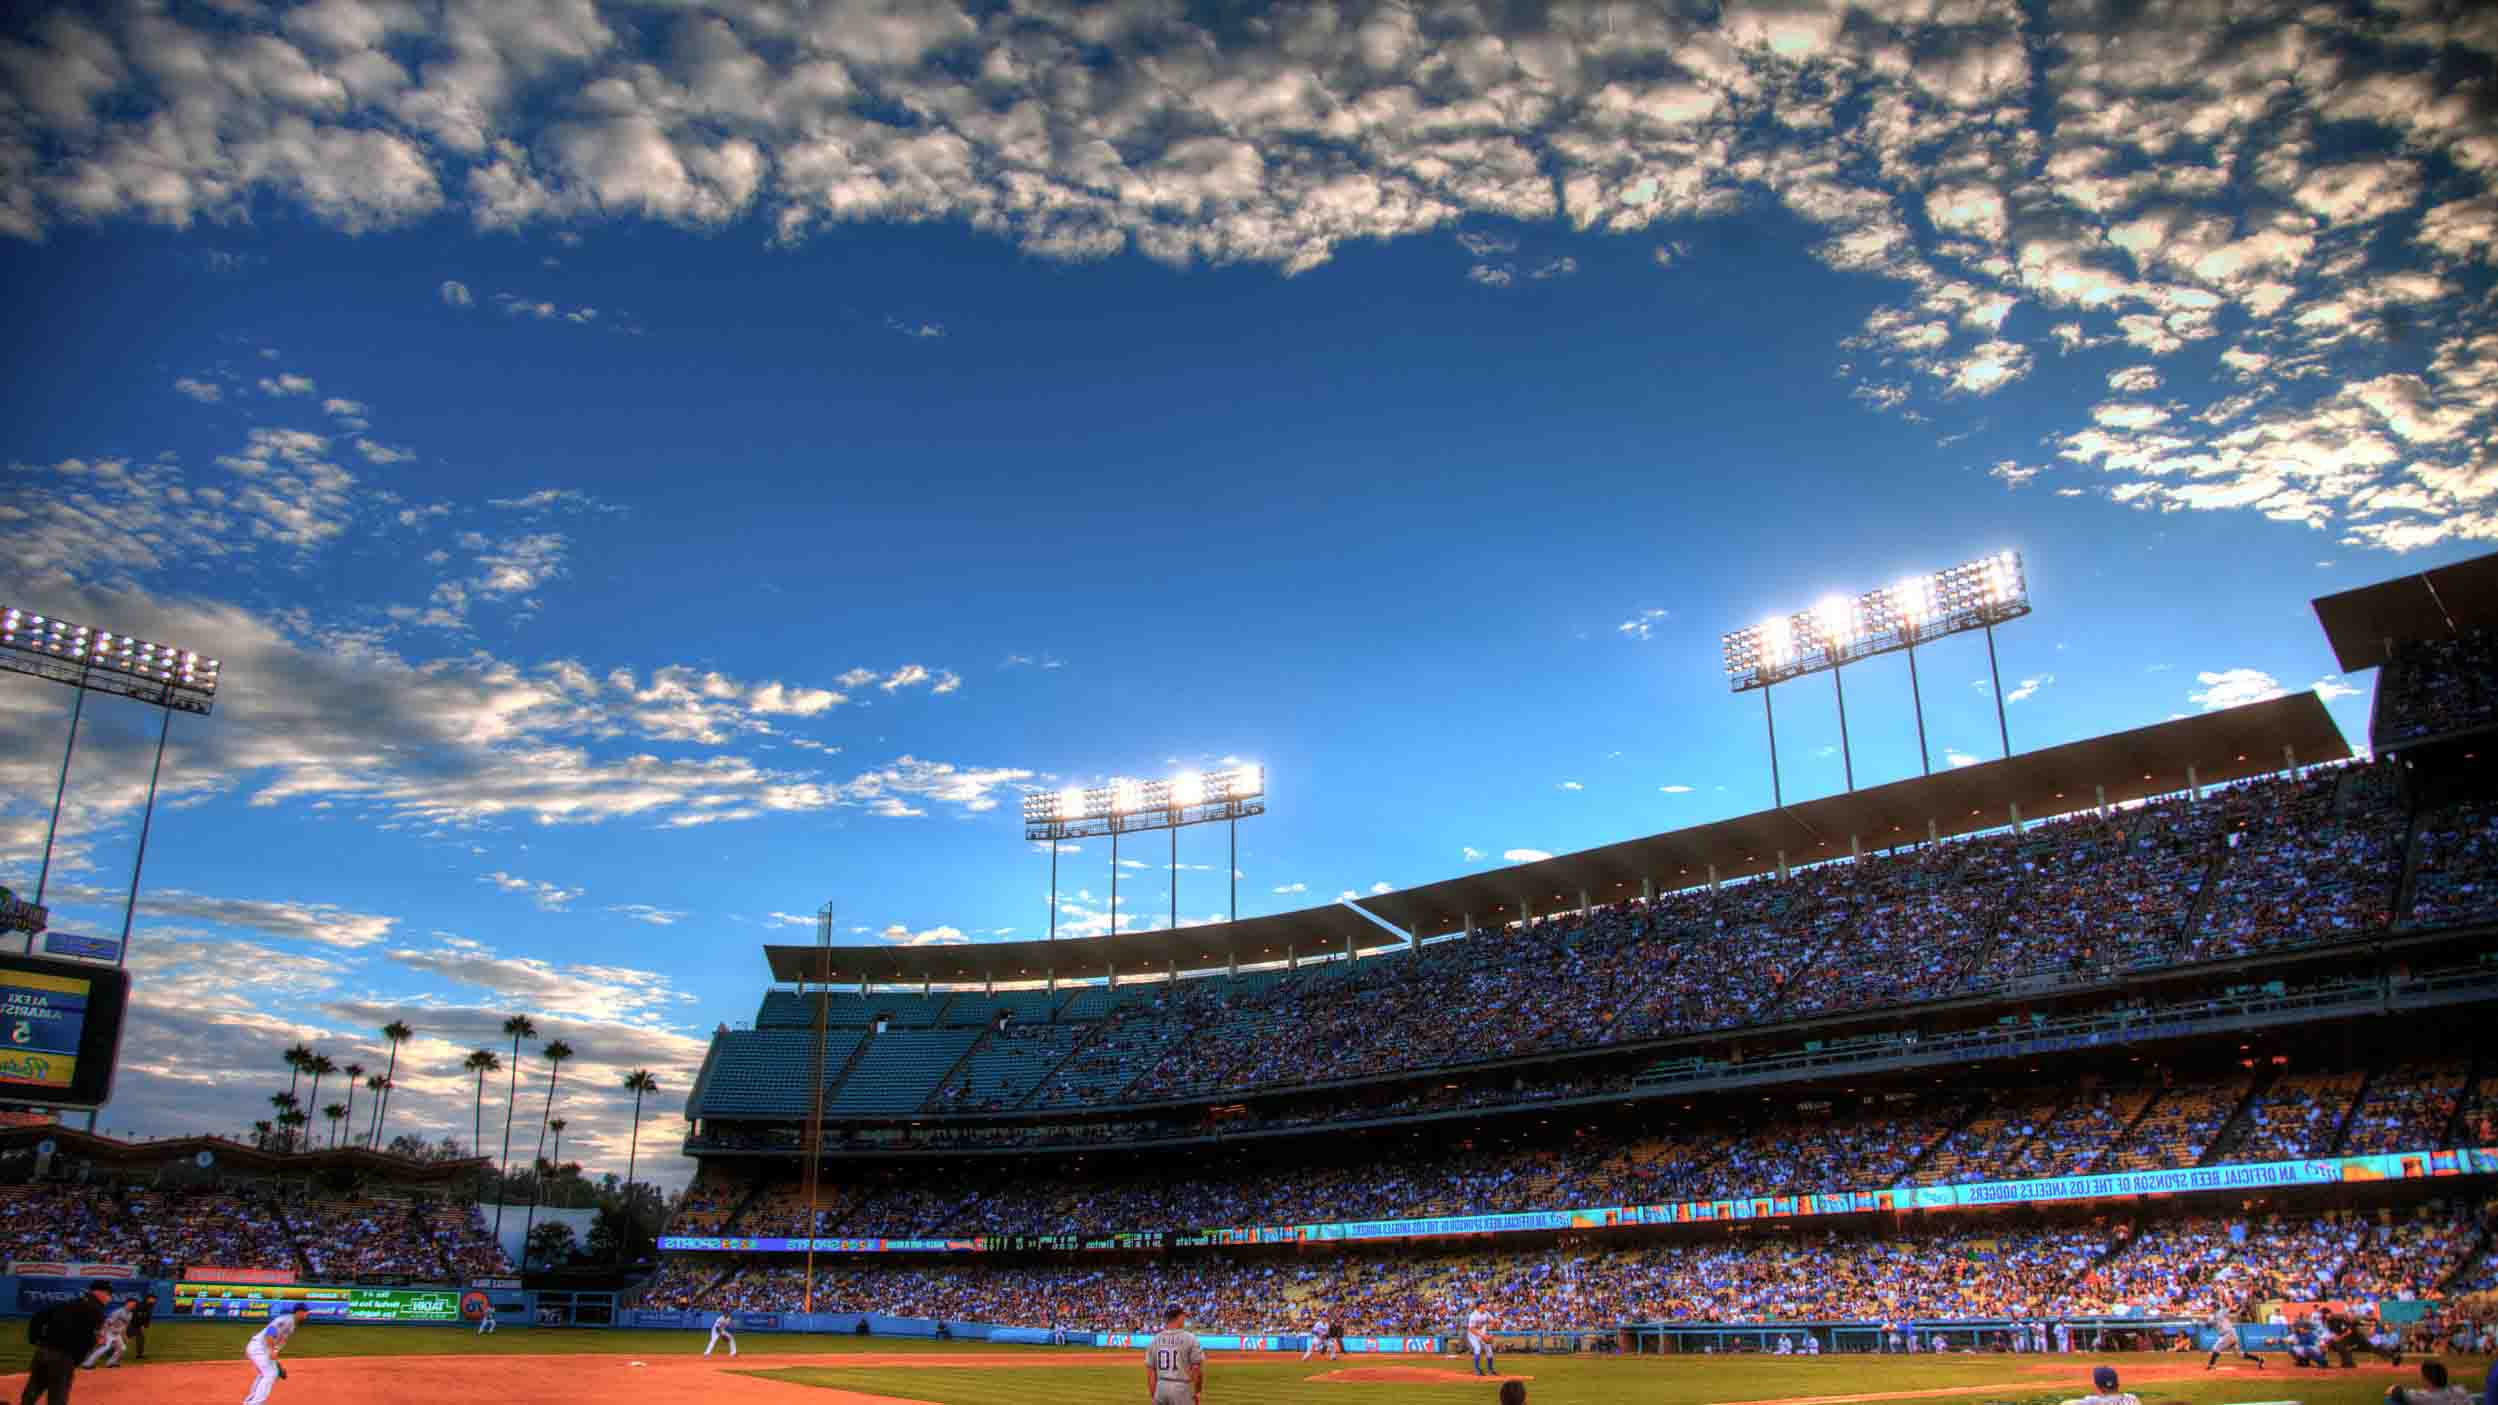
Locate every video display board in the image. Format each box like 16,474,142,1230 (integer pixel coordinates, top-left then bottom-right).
0,953,130,1108
174,1281,465,1322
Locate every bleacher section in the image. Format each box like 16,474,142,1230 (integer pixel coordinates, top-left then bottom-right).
697,1029,867,1116
932,1022,1091,1112
824,1030,985,1114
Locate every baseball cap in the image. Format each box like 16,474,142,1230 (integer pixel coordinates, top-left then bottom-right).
2092,1366,2119,1392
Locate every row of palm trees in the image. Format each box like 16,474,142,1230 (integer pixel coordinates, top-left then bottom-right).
265,1015,665,1265
260,1022,415,1154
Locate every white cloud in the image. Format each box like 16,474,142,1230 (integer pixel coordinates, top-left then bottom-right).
879,664,932,692
439,281,474,308
1617,607,1669,639
1271,882,1307,895
1467,264,1515,288
2004,673,2055,704
1369,882,1392,894
1989,460,2045,488
606,903,687,925
1659,784,1694,793
763,911,819,928
2108,366,2162,394
1502,849,1552,863
877,923,968,946
2313,676,2362,702
1462,847,1487,862
1558,781,1584,791
884,316,945,339
1944,749,1982,768
257,373,316,397
2188,668,2288,711
480,870,583,912
173,377,221,403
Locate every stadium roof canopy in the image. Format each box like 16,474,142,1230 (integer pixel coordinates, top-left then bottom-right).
0,1126,490,1180
2311,549,2498,673
764,693,2348,990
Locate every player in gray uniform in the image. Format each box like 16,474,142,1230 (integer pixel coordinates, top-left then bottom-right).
2206,1300,2263,1369
1145,1304,1204,1405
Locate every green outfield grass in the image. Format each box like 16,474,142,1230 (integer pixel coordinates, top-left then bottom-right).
745,1352,2495,1405
0,1320,1020,1372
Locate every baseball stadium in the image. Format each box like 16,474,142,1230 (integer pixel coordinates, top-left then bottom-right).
2,554,2493,1405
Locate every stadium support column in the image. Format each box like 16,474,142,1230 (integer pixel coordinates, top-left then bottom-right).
2283,744,2297,779
1048,837,1058,942
1106,961,1116,991
1905,638,1931,776
1641,877,1653,904
1170,827,1177,932
1706,864,1719,893
1229,814,1237,924
115,702,176,961
1775,851,1789,880
1344,932,1354,964
1578,889,1590,914
1167,957,1176,985
1110,825,1120,938
1926,818,1939,845
1462,912,1474,940
2187,764,2202,802
1831,662,1856,793
1286,944,1296,971
29,661,90,946
1984,621,2011,758
2095,784,2107,817
1849,835,1861,859
1762,685,1785,808
2009,801,2024,836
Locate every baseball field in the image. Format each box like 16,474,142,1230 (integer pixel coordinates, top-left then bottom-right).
0,1325,2480,1405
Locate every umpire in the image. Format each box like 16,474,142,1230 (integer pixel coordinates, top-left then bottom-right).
19,1279,112,1404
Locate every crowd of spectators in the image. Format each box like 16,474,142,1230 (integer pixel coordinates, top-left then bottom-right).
0,1182,506,1279
2376,630,2498,744
683,1059,2479,1242
663,1203,2491,1329
947,765,2465,1114
2407,801,2498,932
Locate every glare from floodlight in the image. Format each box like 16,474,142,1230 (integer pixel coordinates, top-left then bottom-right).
1717,550,2031,694
1059,787,1086,818
1171,772,1205,807
1112,778,1144,815
1,607,221,712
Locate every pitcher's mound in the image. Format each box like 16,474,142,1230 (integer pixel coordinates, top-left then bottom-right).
1311,1367,1535,1384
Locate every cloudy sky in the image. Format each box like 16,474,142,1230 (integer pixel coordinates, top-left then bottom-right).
0,0,2492,1188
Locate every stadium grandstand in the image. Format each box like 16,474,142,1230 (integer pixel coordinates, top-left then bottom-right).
648,561,2498,1344
0,1126,512,1283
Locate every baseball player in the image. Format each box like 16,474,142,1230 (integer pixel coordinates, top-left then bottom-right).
80,1296,131,1368
1302,1313,1327,1361
2286,1316,2327,1368
1801,1333,1821,1356
1145,1304,1203,1405
1774,1333,1794,1355
706,1309,738,1357
477,1298,497,1335
2066,1364,2141,1405
1466,1303,1497,1377
243,1303,309,1405
2054,1320,2073,1354
2206,1299,2263,1369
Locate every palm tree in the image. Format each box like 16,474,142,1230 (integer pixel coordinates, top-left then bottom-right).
322,1102,347,1147
340,1063,366,1147
492,1015,537,1242
278,1106,309,1150
305,1053,337,1140
618,1069,659,1258
465,1049,500,1209
373,1020,413,1148
519,1039,574,1250
267,1092,299,1152
251,1119,273,1150
546,1118,568,1208
281,1044,313,1146
363,1075,388,1148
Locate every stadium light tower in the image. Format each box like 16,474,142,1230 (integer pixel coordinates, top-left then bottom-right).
1720,552,2030,804
1022,764,1267,937
1,607,222,962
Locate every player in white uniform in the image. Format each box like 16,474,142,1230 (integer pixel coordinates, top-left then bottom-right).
2205,1302,2262,1369
477,1298,497,1335
243,1303,309,1405
1302,1315,1327,1361
706,1309,738,1357
80,1298,132,1368
1775,1333,1794,1355
1145,1305,1204,1405
1466,1304,1497,1377
2054,1320,2074,1353
1801,1332,1821,1356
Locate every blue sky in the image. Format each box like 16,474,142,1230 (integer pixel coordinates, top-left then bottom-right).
1,0,2493,1187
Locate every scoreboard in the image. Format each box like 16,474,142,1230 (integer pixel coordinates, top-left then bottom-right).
175,1281,465,1323
0,952,131,1108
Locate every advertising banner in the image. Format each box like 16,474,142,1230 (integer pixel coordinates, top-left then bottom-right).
187,1266,295,1284
174,1281,465,1323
